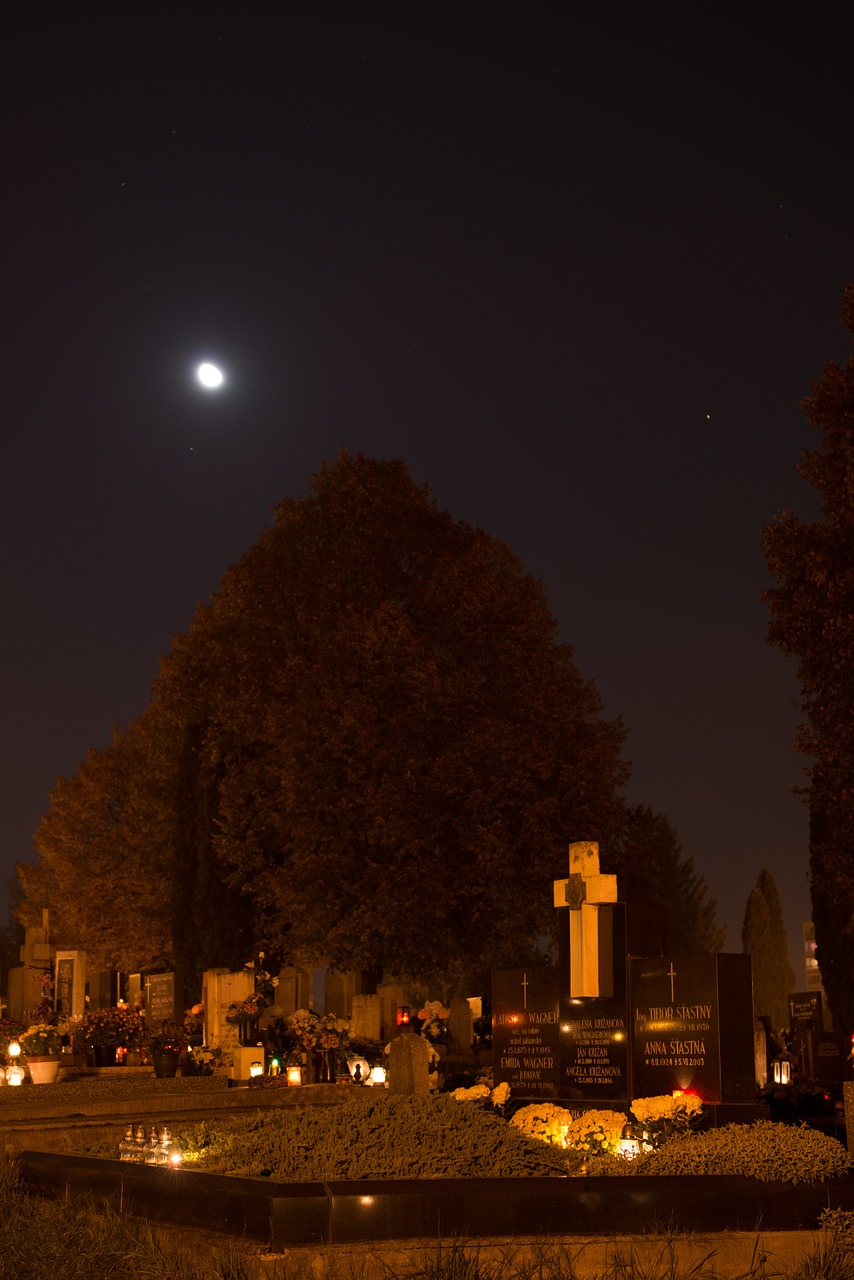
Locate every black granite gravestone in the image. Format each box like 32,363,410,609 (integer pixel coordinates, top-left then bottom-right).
788,990,824,1033
492,845,759,1115
631,954,755,1102
88,970,124,1010
557,901,666,1101
144,971,183,1023
492,968,560,1098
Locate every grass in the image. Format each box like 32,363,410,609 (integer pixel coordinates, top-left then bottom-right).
0,1151,256,1280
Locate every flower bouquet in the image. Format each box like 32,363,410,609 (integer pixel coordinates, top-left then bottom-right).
20,1023,63,1058
79,1007,144,1050
417,1000,450,1045
144,1019,189,1055
630,1092,703,1149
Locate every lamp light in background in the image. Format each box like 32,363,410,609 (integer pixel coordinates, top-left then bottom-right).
397,1006,410,1026
249,1061,263,1078
772,1056,792,1085
286,1065,303,1086
368,1065,387,1087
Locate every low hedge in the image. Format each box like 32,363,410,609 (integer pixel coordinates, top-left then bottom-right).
169,1098,851,1185
177,1094,575,1179
633,1120,851,1183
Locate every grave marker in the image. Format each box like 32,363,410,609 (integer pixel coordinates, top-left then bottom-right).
54,950,87,1018
144,971,182,1023
492,968,560,1098
493,840,759,1117
631,954,755,1102
88,970,124,1010
388,1028,432,1095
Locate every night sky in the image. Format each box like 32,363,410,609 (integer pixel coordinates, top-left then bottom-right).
4,6,854,979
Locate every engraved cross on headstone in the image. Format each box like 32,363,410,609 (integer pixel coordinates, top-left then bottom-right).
553,841,618,998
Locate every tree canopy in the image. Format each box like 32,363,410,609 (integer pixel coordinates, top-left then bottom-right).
22,452,720,992
763,285,854,1033
612,806,725,955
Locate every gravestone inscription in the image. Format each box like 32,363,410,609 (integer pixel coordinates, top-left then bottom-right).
560,997,627,1100
492,968,560,1098
144,971,181,1023
788,991,824,1032
631,954,755,1102
54,950,86,1018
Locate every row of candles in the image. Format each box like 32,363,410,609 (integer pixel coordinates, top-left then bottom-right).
119,1123,183,1166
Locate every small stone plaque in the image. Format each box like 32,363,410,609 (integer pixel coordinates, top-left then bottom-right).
144,971,181,1023
788,991,824,1032
492,968,560,1098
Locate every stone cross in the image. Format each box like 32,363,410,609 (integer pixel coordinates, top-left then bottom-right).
553,841,617,998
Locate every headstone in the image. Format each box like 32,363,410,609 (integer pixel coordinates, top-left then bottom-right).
325,970,357,1019
144,971,182,1023
553,841,618,997
788,990,824,1033
88,971,124,1010
492,968,560,1097
202,968,254,1053
786,992,848,1087
54,950,87,1019
556,872,666,1103
754,1018,770,1087
631,954,756,1102
387,1028,432,1095
493,840,759,1118
7,910,53,1021
350,994,381,1042
448,995,474,1052
275,966,312,1016
809,1033,847,1088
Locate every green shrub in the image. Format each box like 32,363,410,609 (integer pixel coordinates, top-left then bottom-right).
635,1120,851,1183
177,1095,575,1179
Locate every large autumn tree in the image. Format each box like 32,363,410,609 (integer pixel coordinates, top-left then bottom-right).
763,285,854,1034
23,453,718,991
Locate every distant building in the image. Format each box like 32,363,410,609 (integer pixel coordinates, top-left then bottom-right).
802,920,832,1028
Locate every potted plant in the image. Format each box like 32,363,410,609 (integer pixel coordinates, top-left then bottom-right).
20,1023,63,1083
145,1019,188,1078
79,1006,144,1066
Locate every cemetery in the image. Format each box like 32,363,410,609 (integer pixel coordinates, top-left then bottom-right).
3,844,854,1277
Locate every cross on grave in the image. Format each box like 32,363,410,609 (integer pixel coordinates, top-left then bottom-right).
553,841,617,998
